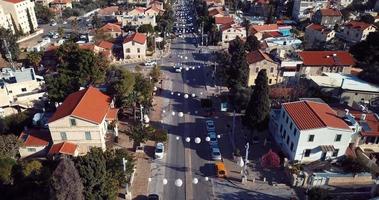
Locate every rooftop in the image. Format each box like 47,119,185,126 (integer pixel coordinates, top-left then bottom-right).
98,23,122,33
3,0,23,4
0,68,38,84
319,8,342,16
283,100,351,131
123,32,146,44
344,21,373,31
48,87,112,124
98,6,119,16
96,40,114,50
215,16,234,25
309,73,379,93
297,51,355,66
306,23,333,33
19,129,51,147
48,142,77,156
250,24,278,33
246,50,274,64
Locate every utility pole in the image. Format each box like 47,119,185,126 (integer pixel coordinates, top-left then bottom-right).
242,142,249,184
2,39,15,70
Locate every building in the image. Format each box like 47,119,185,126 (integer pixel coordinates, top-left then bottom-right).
123,32,147,59
221,23,246,46
18,129,51,158
304,23,335,49
208,7,224,17
48,141,79,158
215,16,234,29
250,0,271,18
312,8,343,28
204,0,224,6
98,6,119,17
334,0,353,8
120,7,157,27
269,100,354,163
340,21,377,43
249,24,292,40
246,50,281,86
0,0,38,34
127,0,149,6
309,73,379,106
98,23,122,38
297,51,355,76
0,68,46,117
47,87,119,155
49,0,72,11
375,0,379,12
292,0,329,21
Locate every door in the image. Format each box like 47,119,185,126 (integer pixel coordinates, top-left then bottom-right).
321,152,326,161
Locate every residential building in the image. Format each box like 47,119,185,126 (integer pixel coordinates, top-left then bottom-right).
340,21,377,43
297,51,355,76
249,24,292,40
0,5,13,31
48,141,79,158
204,0,224,7
98,6,119,17
127,0,148,5
49,0,72,11
312,8,343,28
304,23,335,49
148,0,163,10
215,16,234,29
334,0,353,8
263,36,302,51
0,68,46,117
309,73,379,106
208,7,224,17
18,129,51,158
246,50,281,86
123,32,147,59
120,7,157,27
48,87,119,155
221,23,246,46
98,23,122,38
292,0,329,21
269,100,354,162
250,0,271,18
0,0,38,34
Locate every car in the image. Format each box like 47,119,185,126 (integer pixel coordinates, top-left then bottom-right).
208,131,218,145
175,67,182,73
62,21,68,25
145,60,157,66
154,142,164,159
147,194,159,200
205,120,215,131
211,147,222,160
50,22,57,26
52,34,59,39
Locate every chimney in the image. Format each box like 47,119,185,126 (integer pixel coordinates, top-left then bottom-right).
345,109,349,116
361,114,366,121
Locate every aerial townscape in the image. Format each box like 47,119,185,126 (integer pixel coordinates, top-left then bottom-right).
1,0,379,199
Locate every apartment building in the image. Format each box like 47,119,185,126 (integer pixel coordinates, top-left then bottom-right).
340,21,377,43
304,23,335,49
292,0,329,21
48,87,119,155
123,32,147,59
312,8,343,28
221,23,246,46
0,0,38,34
120,7,157,27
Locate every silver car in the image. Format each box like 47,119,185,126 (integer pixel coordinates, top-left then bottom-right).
211,147,222,160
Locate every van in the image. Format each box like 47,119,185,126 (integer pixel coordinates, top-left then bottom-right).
215,161,226,178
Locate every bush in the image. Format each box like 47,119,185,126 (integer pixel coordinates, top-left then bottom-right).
0,157,16,184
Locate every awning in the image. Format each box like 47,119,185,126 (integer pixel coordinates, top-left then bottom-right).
320,145,335,152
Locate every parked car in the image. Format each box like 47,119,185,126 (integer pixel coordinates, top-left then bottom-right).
175,67,182,73
208,131,218,146
62,21,68,25
147,194,159,200
145,60,157,66
50,22,57,26
205,120,215,132
155,142,164,159
211,147,222,160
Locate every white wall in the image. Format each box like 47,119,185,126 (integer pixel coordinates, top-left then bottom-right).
19,145,47,158
123,41,146,59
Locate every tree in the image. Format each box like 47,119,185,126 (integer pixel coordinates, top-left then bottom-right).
26,8,35,33
360,14,375,24
50,158,84,200
130,124,149,147
26,51,42,67
0,157,16,184
0,134,21,158
261,149,280,168
105,149,134,186
243,69,270,132
149,65,161,83
138,24,154,34
75,148,109,200
244,35,260,52
350,32,379,84
227,37,249,87
34,4,54,24
57,27,64,38
133,73,154,110
91,13,102,29
108,69,136,108
0,27,20,61
22,160,42,177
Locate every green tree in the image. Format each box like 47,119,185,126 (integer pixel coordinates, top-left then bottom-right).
22,160,42,177
57,27,64,38
26,51,42,67
0,134,21,158
91,13,102,29
50,158,84,200
0,27,20,61
46,73,80,103
243,69,270,132
149,65,161,83
105,149,134,186
130,124,149,147
133,73,154,109
228,37,249,87
75,148,109,200
138,24,154,34
26,8,35,33
34,4,54,24
244,35,260,52
0,157,16,184
109,69,136,108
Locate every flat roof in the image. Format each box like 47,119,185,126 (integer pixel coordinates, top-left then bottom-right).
309,73,379,93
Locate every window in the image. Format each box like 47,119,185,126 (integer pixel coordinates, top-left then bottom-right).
137,48,140,53
293,129,297,136
270,67,274,73
269,79,272,84
282,111,285,118
132,41,135,46
332,149,339,157
27,148,36,152
21,88,27,92
60,132,67,140
8,90,12,94
304,149,311,157
290,142,294,151
280,124,283,133
70,119,76,126
255,67,259,73
286,136,290,145
308,134,314,142
85,131,91,140
290,122,293,130
126,48,130,53
286,116,289,124
283,130,287,139
335,134,342,142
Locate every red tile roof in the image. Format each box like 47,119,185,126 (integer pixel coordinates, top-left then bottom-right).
99,23,122,33
106,108,119,120
246,50,274,64
4,0,23,3
48,142,77,155
208,8,223,16
96,40,114,50
98,6,119,16
306,23,332,33
19,129,51,147
79,44,95,51
215,16,234,25
319,8,342,16
283,101,350,130
254,0,270,4
48,87,112,124
123,32,146,44
353,113,379,137
344,21,373,31
52,0,71,4
298,51,355,66
262,31,282,39
250,24,278,34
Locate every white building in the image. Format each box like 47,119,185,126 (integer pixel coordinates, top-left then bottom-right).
292,0,329,21
119,7,157,27
221,23,246,46
0,68,46,117
304,23,335,49
270,100,354,163
123,32,147,59
340,21,377,43
0,0,38,34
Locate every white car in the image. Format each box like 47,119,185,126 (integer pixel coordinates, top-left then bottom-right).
62,21,68,25
145,60,157,66
211,147,222,160
155,142,164,159
175,67,182,73
52,34,59,39
205,120,215,132
50,22,57,26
